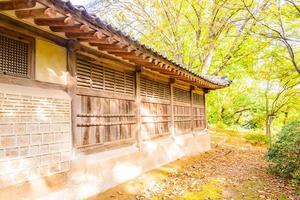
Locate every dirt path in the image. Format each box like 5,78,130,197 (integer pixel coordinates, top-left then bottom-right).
90,133,299,200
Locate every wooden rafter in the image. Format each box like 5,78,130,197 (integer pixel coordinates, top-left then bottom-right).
105,49,133,53
90,43,120,49
50,24,90,33
66,31,94,38
78,37,117,45
34,16,75,26
0,0,35,11
15,7,56,18
112,54,143,60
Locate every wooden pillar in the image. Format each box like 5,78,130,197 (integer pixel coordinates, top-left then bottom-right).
170,78,175,137
67,40,79,147
135,68,142,148
204,90,209,130
190,86,195,132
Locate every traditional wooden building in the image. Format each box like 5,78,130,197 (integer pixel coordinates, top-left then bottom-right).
0,0,231,199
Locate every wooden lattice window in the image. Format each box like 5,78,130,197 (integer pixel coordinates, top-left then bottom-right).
140,77,170,100
0,27,34,78
174,87,190,103
77,58,135,95
193,93,204,106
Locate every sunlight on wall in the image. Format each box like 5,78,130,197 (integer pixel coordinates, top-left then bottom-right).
174,136,184,145
35,39,67,85
113,162,142,182
144,141,158,154
47,68,69,85
141,106,155,140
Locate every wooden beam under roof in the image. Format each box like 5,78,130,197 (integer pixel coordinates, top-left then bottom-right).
104,49,133,53
34,16,75,26
78,37,117,45
50,24,90,33
15,7,57,19
90,43,120,49
65,31,106,39
0,0,35,11
112,54,144,60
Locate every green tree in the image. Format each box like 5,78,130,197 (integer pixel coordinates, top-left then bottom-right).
86,0,300,133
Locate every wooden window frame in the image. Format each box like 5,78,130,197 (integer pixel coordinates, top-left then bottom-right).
0,26,35,79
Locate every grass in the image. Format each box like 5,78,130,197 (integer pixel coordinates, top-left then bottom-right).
210,127,268,147
243,132,268,146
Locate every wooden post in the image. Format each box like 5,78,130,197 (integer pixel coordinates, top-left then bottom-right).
67,40,80,147
170,78,175,137
204,90,209,130
135,68,142,149
190,86,195,133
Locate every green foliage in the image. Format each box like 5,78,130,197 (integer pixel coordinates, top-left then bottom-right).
243,133,268,146
266,120,300,185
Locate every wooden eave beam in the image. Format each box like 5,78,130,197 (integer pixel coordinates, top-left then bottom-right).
91,43,134,53
105,49,133,53
118,58,156,67
113,54,143,60
15,7,57,18
159,71,176,76
78,37,117,45
65,31,107,39
133,62,161,70
77,37,111,46
0,0,35,11
176,77,207,87
49,24,90,33
91,45,123,52
34,16,75,26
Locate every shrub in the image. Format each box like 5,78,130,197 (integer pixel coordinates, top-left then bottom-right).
266,120,300,185
243,132,268,145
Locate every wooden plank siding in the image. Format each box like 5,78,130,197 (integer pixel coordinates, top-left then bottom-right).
73,53,206,150
74,55,137,150
193,93,206,130
173,87,192,134
140,77,171,140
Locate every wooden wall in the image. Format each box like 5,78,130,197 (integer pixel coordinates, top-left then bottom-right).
73,54,206,151
140,77,171,140
173,87,192,134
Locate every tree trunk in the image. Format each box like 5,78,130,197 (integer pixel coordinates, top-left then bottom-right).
201,44,215,74
266,115,271,143
265,80,271,144
266,114,275,145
